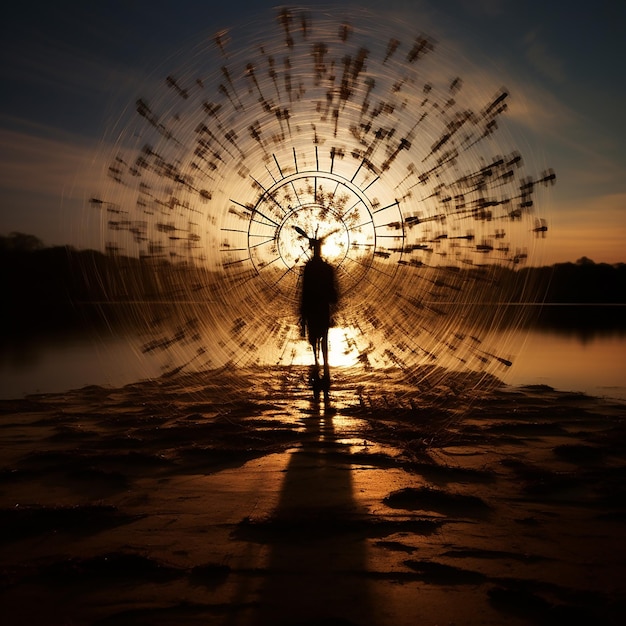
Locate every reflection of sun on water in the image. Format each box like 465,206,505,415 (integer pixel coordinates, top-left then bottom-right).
328,327,361,367
290,326,361,368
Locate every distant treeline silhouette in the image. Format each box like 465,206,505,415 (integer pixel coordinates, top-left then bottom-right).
2,233,625,338
1,233,211,336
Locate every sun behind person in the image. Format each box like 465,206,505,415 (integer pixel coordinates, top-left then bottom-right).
299,232,338,400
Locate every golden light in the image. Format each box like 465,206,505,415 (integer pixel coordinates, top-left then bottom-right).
89,7,553,384
327,327,361,367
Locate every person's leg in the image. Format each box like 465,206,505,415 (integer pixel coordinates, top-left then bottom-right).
321,332,330,379
309,336,321,397
310,335,320,377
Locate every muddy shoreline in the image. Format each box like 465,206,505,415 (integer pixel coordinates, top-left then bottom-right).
1,366,625,625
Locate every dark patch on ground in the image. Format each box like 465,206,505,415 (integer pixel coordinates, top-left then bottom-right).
383,486,491,518
0,505,143,542
233,514,442,543
402,559,486,584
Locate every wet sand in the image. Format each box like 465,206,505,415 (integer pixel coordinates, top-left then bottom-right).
1,366,625,625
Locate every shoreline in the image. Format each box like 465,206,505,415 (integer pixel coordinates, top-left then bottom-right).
1,367,625,625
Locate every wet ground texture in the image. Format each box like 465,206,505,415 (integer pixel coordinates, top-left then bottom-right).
1,366,625,625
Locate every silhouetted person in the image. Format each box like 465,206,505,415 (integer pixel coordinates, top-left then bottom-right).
300,238,338,394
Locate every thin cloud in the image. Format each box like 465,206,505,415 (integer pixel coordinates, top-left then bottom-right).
0,124,106,200
505,76,577,133
523,28,566,84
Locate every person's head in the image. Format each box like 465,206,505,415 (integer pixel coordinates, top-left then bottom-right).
311,238,322,258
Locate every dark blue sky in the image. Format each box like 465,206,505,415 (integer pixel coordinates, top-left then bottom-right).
1,0,624,263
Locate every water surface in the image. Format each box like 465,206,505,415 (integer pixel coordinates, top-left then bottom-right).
2,326,625,401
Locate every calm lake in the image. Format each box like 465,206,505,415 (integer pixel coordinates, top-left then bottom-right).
2,324,625,402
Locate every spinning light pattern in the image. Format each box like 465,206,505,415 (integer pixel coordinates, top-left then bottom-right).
91,7,554,384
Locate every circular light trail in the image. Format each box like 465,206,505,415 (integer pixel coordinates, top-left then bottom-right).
90,7,555,385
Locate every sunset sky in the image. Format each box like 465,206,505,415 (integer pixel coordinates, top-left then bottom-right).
1,0,624,266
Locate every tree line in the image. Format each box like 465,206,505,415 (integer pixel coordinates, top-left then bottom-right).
2,232,624,337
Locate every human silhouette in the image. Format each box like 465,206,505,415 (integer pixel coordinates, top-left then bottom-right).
300,236,338,397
